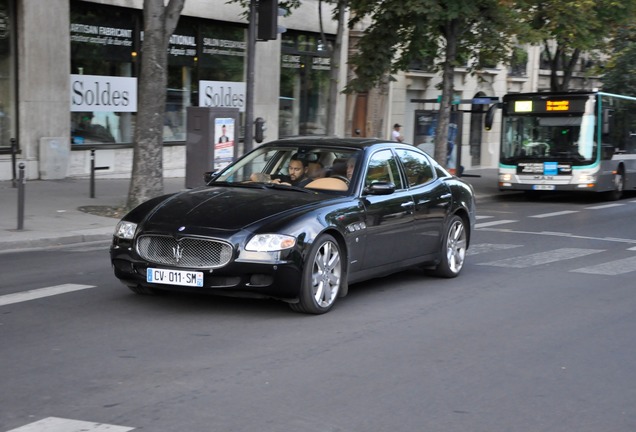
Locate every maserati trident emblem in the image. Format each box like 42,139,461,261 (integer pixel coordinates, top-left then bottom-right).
172,244,183,263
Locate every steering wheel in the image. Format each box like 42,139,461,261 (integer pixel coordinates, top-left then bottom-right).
330,175,350,185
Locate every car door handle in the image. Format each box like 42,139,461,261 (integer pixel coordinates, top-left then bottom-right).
401,201,415,208
440,193,452,199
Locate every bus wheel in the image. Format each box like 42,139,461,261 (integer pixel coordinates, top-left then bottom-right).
605,169,624,201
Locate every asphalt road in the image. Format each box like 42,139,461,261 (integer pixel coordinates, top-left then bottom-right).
1,193,636,432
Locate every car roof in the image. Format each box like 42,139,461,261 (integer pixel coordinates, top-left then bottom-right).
269,136,396,151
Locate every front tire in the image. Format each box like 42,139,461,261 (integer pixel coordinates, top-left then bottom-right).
429,215,467,278
290,234,343,314
604,169,624,201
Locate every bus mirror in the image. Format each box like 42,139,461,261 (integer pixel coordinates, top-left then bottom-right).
485,103,500,131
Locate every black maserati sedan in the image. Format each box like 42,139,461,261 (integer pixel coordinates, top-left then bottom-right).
110,137,476,314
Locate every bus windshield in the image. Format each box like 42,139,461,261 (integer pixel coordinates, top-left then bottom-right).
500,94,597,166
500,115,596,165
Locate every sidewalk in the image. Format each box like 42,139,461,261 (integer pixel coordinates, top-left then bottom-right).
0,169,500,252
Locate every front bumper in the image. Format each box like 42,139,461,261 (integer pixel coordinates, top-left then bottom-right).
110,246,304,300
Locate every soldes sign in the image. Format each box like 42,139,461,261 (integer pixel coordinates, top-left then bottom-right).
71,74,137,112
199,81,246,112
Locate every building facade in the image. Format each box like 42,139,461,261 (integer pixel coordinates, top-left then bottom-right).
0,0,603,181
0,0,347,181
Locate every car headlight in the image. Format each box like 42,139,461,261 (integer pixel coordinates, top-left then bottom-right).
114,221,137,239
245,234,296,252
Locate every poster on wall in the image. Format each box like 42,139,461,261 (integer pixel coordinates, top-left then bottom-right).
214,118,235,170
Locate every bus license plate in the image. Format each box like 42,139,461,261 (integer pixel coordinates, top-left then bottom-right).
532,184,555,191
147,268,204,287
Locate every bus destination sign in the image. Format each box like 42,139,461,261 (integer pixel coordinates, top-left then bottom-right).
509,97,587,114
546,100,569,111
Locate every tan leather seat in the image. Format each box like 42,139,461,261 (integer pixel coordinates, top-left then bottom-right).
305,177,348,191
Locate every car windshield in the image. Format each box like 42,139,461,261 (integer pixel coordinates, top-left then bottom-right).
212,145,362,193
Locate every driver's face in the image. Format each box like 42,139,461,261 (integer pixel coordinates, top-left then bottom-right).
288,160,306,181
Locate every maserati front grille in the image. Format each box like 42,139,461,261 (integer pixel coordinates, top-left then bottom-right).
136,235,233,269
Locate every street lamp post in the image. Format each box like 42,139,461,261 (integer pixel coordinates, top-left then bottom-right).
244,0,257,154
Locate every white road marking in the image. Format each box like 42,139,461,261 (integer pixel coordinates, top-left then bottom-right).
585,203,625,210
6,417,134,432
529,210,579,218
475,219,518,229
467,243,522,256
475,215,494,220
477,248,603,268
0,284,96,307
571,255,636,275
477,227,636,245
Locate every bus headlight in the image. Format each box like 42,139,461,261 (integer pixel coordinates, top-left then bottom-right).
578,174,596,183
499,173,512,182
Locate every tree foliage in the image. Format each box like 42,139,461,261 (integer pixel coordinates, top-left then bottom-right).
127,0,185,209
347,0,518,166
602,24,636,96
517,0,636,91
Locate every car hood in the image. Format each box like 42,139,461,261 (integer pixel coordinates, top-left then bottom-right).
139,185,331,233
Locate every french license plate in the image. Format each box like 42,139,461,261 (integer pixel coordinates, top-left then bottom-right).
532,184,555,191
147,268,204,287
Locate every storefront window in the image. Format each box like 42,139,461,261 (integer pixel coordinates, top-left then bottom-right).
70,1,247,145
70,0,138,145
280,32,331,137
0,0,15,150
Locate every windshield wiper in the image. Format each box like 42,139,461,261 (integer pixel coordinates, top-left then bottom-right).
263,183,314,193
208,181,270,189
209,180,313,193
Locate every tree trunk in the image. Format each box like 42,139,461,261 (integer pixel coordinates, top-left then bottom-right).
560,47,580,91
318,0,348,136
127,0,184,209
435,20,459,169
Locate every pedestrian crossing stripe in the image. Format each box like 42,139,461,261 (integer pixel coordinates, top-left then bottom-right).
477,248,603,268
571,255,636,275
466,243,522,256
6,417,134,432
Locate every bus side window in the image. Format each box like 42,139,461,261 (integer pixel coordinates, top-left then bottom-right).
601,144,615,160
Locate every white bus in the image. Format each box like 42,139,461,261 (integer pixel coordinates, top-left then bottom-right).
495,91,636,200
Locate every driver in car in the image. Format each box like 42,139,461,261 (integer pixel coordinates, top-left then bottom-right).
272,154,311,187
250,153,311,187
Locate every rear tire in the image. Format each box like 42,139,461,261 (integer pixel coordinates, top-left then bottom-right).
429,215,467,278
290,234,343,314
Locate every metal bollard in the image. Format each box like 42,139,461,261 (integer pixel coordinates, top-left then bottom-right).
11,138,17,188
17,162,25,230
90,148,96,198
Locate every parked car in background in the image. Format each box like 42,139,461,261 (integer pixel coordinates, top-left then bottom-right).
110,137,476,314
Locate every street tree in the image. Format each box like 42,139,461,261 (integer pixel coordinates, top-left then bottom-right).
602,24,636,96
346,0,518,167
518,0,636,92
127,0,185,209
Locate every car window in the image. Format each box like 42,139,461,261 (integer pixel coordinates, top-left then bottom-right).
365,149,403,189
396,148,435,188
214,146,362,193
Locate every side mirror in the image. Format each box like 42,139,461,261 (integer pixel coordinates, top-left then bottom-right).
485,103,501,131
364,181,395,195
204,171,217,184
